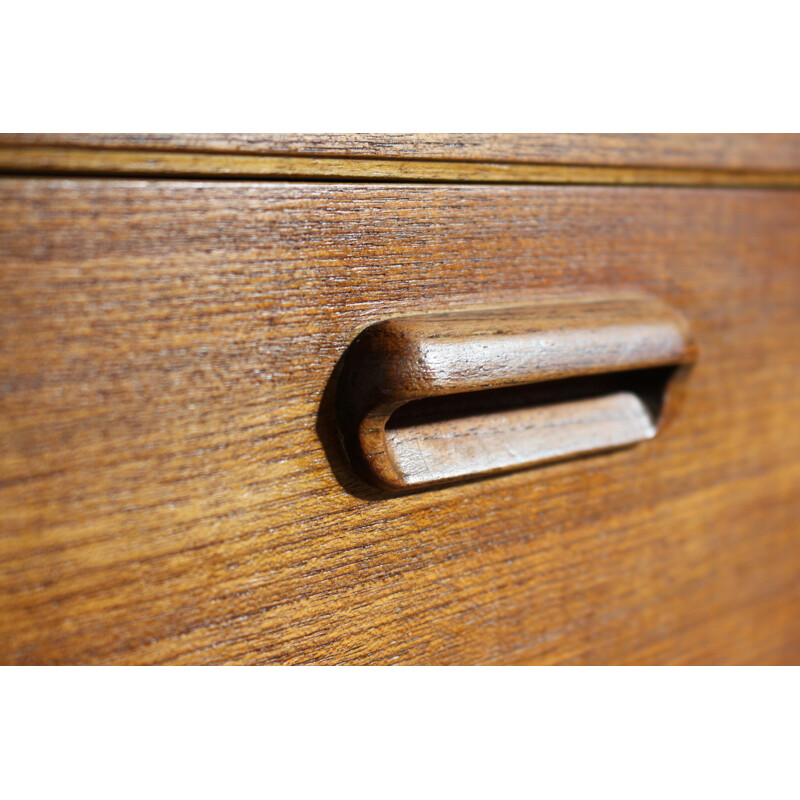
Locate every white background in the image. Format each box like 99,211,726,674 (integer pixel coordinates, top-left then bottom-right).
2,668,797,798
3,0,799,131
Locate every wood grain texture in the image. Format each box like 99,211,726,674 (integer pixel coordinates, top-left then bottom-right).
336,294,695,490
3,146,800,187
3,133,800,171
1,180,800,665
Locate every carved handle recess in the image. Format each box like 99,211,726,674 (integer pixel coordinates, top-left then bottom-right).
335,293,696,491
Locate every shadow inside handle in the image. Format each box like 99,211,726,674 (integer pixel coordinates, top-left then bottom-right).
386,367,676,432
317,363,679,499
378,367,678,488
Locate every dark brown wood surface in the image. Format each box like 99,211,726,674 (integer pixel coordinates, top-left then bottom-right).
1,179,800,664
4,133,800,171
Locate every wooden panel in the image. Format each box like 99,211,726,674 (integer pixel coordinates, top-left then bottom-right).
1,179,799,665
3,133,800,171
4,146,800,187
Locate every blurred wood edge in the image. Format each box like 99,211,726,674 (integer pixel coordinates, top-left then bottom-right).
2,145,800,187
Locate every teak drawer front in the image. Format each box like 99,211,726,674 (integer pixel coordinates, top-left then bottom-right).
1,179,800,665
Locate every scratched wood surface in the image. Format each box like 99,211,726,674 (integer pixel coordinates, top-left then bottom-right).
3,133,800,171
1,180,800,664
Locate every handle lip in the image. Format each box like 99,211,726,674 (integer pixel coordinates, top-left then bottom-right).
335,292,697,492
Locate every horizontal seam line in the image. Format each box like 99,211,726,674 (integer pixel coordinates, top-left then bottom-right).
1,146,800,188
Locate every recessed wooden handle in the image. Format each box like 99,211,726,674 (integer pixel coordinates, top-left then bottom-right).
335,293,696,491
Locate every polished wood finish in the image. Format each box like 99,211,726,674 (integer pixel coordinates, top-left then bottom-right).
383,391,658,489
3,133,800,171
2,145,800,187
336,294,695,490
1,179,799,665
